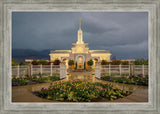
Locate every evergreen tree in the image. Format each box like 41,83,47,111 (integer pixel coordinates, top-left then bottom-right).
87,59,93,66
68,60,74,66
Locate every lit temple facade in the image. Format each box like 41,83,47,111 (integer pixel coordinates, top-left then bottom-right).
49,19,112,69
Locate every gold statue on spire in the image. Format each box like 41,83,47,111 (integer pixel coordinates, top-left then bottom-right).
79,18,81,29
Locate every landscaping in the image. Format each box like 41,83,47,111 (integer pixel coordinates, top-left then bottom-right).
34,80,131,102
12,76,60,86
101,76,148,86
101,73,129,76
32,73,60,77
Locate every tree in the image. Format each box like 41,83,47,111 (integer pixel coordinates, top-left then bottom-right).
101,60,109,65
46,61,51,65
140,58,145,65
37,60,48,65
121,61,129,65
145,59,148,65
134,58,147,65
32,60,38,65
19,62,24,66
87,59,93,66
53,59,61,65
111,60,121,65
12,58,18,66
68,60,74,66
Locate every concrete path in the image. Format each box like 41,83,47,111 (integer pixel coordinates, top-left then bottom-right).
12,72,148,102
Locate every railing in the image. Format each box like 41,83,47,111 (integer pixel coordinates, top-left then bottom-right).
95,63,148,79
31,65,60,77
101,65,130,76
12,65,28,78
134,65,148,76
12,63,66,79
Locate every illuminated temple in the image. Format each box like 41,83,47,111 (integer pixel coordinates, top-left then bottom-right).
49,19,111,69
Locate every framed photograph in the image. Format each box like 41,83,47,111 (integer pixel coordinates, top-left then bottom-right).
0,0,160,114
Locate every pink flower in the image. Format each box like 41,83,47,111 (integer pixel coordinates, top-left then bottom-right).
100,87,104,91
41,87,48,91
95,86,99,89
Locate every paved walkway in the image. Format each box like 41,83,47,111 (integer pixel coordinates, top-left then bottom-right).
12,72,148,102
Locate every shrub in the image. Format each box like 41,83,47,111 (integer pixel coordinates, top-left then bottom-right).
101,60,109,65
101,76,148,86
87,59,93,66
32,60,38,65
12,76,60,86
111,60,121,65
53,59,61,65
68,60,74,66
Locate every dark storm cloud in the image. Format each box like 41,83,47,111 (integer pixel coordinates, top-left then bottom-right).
12,12,148,59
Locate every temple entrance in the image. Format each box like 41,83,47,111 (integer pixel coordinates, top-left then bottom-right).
77,56,84,69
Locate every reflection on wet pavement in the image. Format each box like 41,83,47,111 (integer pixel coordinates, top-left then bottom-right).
12,72,148,102
66,72,96,82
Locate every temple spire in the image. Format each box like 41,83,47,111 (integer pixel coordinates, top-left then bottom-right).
76,18,84,44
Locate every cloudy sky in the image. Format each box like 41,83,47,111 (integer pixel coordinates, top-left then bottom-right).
12,12,148,59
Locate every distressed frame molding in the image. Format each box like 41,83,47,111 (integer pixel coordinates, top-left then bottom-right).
0,0,159,114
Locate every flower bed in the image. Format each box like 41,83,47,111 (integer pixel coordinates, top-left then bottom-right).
32,73,60,77
101,76,148,86
34,80,131,102
101,73,129,76
12,76,60,86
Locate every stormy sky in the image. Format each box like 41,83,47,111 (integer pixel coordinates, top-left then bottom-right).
12,12,148,59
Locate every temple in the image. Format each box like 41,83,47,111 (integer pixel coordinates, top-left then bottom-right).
49,19,112,69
